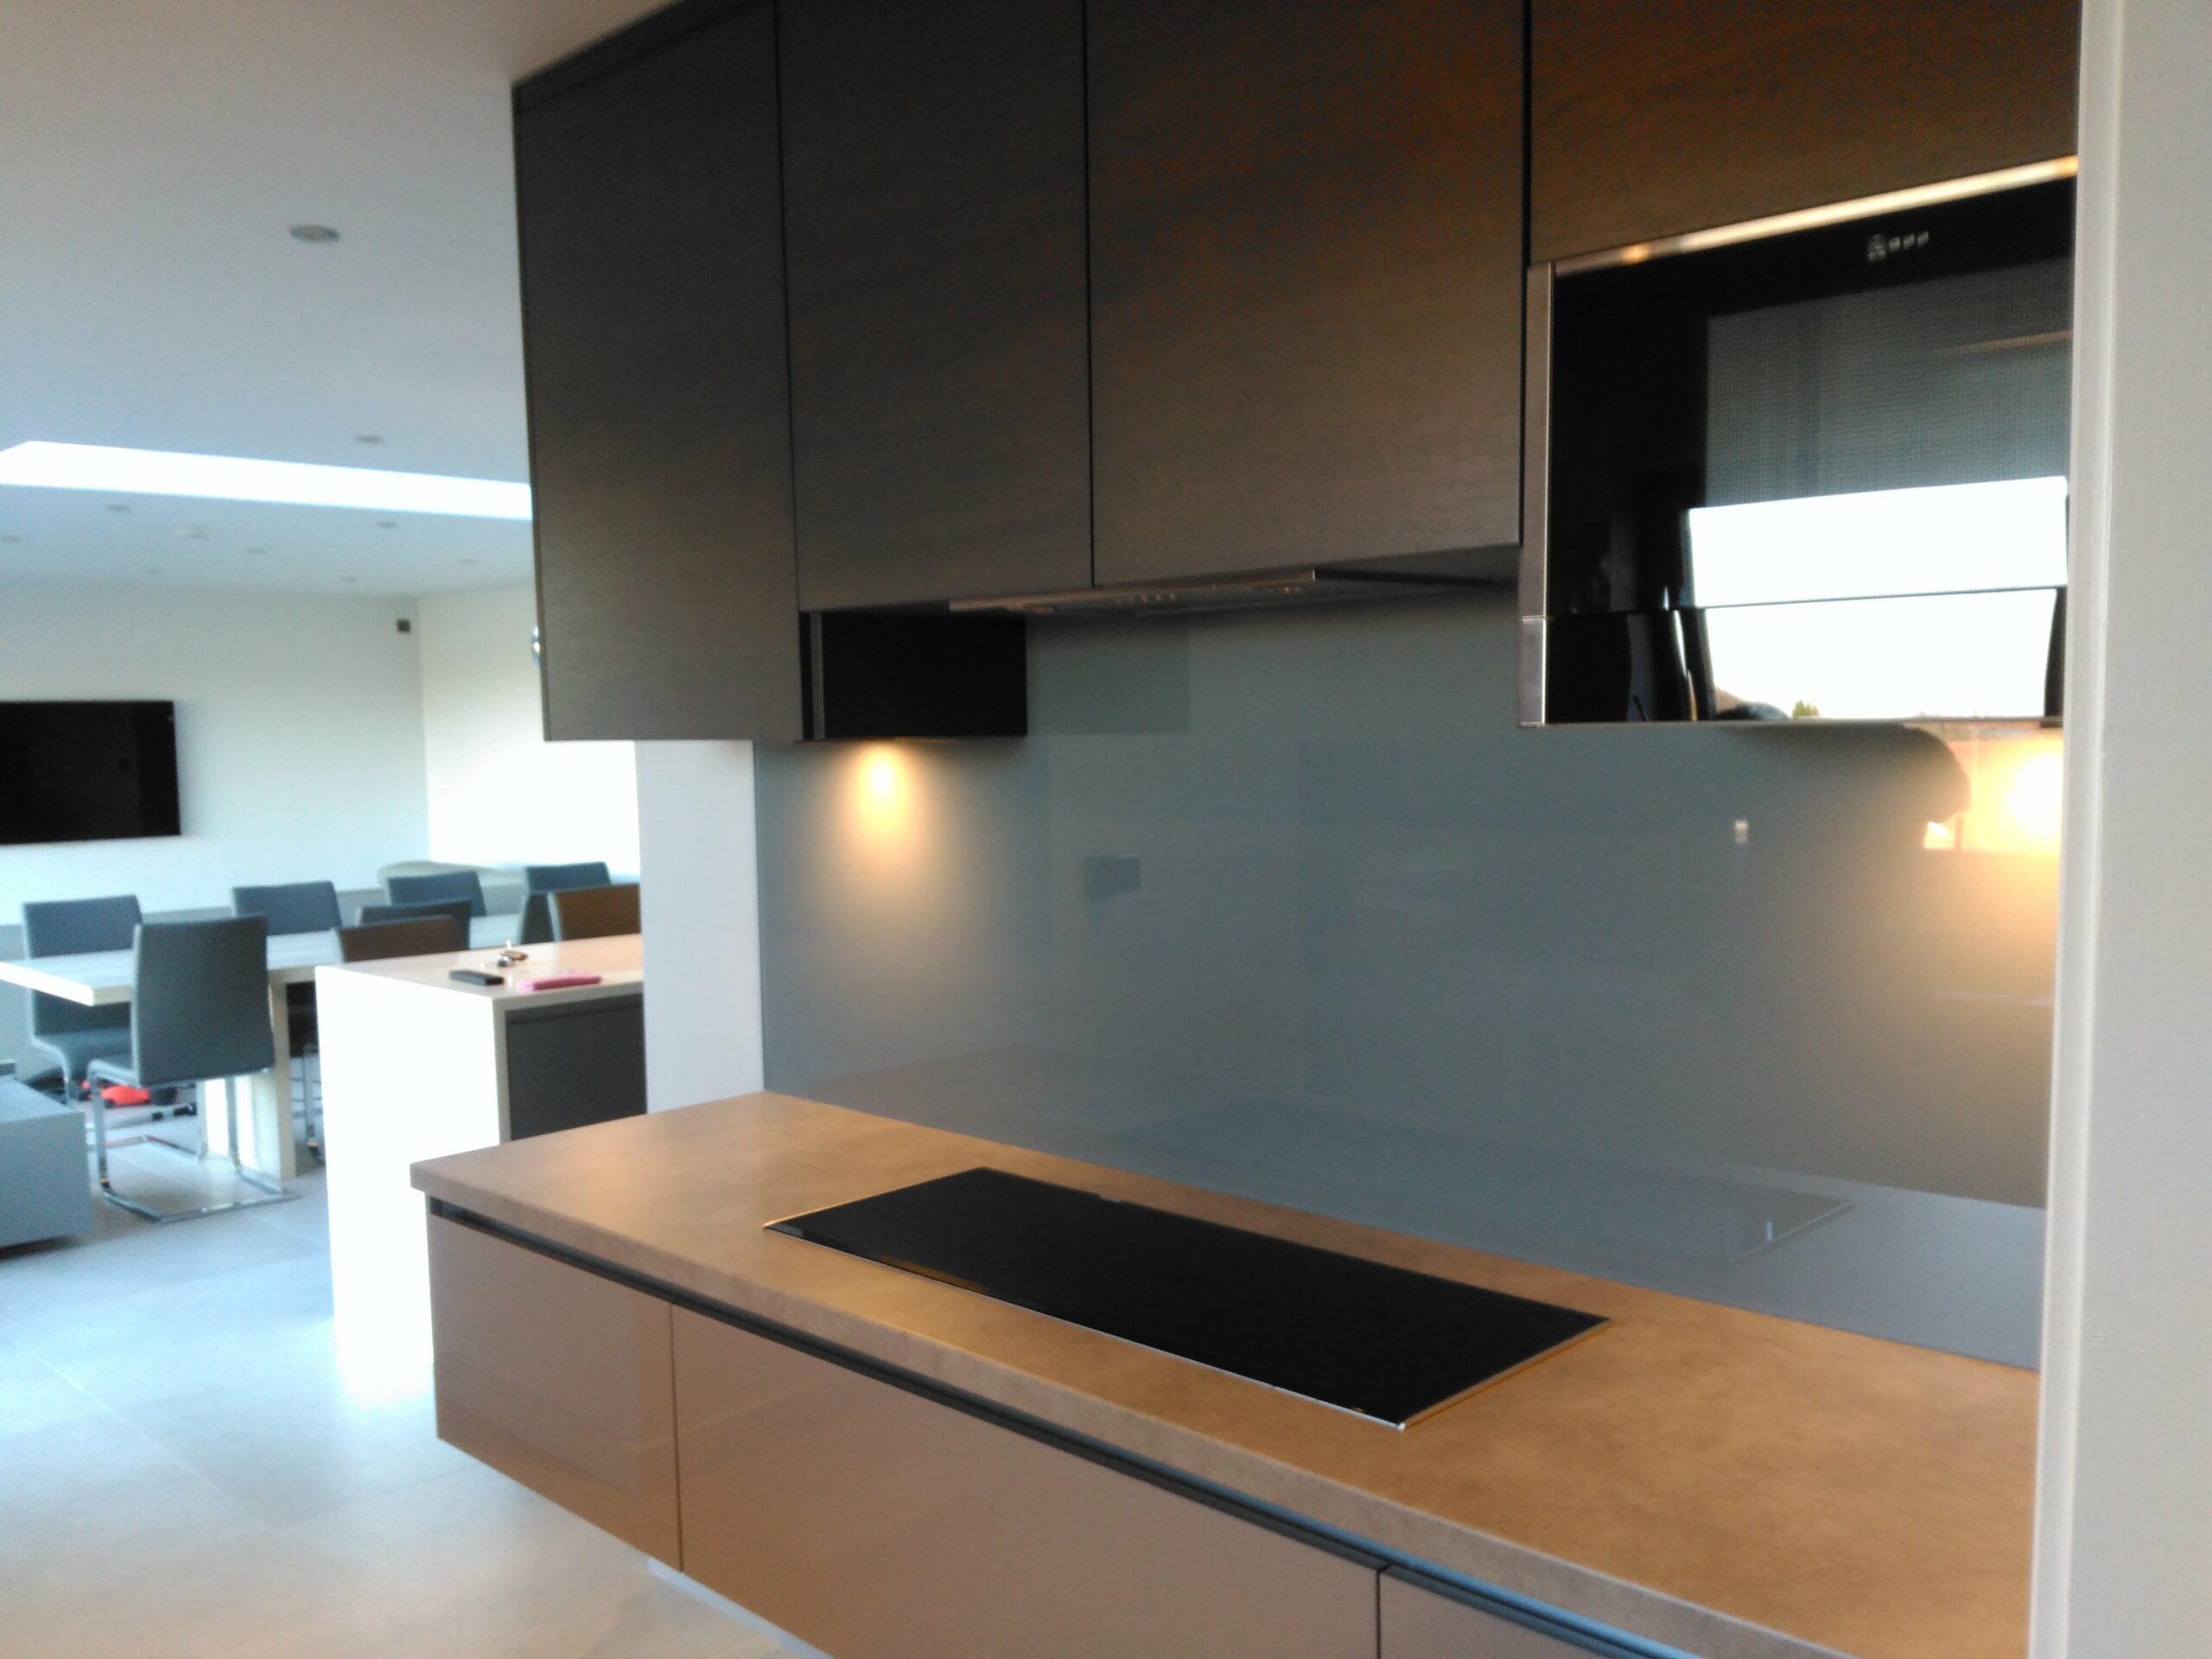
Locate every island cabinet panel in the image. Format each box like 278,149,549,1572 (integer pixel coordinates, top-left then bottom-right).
1085,0,1525,585
780,0,1092,609
1530,0,2082,262
1380,1571,1592,1658
514,0,803,741
425,1217,680,1562
501,999,646,1141
671,1307,1380,1659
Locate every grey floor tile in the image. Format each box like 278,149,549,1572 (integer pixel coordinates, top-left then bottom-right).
0,1342,103,1436
0,1405,270,1599
105,1358,474,1526
0,1160,323,1334
2,1519,404,1659
17,1251,344,1411
0,1160,799,1657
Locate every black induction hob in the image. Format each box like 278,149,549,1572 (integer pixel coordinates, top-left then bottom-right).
767,1166,1606,1427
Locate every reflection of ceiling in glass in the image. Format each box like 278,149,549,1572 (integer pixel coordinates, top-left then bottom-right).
1687,476,2069,609
1704,588,2057,721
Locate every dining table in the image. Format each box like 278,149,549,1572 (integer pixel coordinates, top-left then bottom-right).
0,913,523,1179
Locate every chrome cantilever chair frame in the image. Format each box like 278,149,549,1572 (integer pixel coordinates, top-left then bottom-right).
86,917,296,1224
232,881,341,1161
92,1081,291,1226
21,894,200,1165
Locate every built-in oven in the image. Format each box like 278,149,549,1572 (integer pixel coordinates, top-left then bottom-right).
1522,160,2077,726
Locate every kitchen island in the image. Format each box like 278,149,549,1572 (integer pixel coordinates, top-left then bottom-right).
321,933,643,1381
411,1091,2035,1659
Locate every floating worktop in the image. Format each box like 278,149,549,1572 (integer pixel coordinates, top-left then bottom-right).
319,931,643,1007
411,1092,2034,1659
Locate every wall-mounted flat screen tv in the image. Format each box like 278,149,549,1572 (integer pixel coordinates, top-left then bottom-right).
0,701,182,846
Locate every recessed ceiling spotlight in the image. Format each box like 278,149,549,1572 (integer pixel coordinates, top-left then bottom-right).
0,533,21,544
354,434,384,445
375,519,398,530
245,545,267,556
175,525,210,540
143,565,162,575
289,224,340,244
105,501,130,513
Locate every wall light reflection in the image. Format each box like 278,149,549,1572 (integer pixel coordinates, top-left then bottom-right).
1924,728,2064,855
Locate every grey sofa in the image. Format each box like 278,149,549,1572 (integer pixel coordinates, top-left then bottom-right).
0,1076,91,1246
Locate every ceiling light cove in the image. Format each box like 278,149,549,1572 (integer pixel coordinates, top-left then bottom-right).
0,442,531,521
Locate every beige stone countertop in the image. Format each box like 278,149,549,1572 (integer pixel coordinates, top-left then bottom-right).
410,1092,2035,1659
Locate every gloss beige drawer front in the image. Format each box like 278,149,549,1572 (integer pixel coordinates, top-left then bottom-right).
1382,1570,1592,1658
425,1217,679,1561
671,1306,1377,1659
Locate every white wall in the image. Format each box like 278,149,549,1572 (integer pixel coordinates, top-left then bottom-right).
0,582,429,920
415,584,638,875
633,741,761,1111
2033,3,2212,1651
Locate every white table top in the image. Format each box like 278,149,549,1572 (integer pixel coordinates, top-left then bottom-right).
0,914,524,1007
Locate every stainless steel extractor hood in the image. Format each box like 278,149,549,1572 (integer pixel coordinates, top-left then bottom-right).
948,566,1503,620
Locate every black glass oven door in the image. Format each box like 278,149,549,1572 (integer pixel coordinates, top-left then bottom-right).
1536,175,2075,725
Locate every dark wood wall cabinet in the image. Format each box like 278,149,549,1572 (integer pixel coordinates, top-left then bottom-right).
1086,0,1526,585
1531,0,2082,262
779,0,1091,610
512,0,2081,739
514,0,1027,742
516,0,803,742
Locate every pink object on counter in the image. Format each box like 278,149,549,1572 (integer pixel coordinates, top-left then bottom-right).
515,973,603,993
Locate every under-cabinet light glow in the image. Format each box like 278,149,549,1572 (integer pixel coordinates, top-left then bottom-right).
0,441,532,520
847,744,914,847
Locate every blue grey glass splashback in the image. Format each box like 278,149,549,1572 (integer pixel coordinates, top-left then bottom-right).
756,594,2055,1365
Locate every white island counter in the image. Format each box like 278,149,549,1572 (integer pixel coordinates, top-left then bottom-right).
316,933,645,1382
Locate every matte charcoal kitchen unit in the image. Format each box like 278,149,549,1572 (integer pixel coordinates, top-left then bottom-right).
770,1167,1606,1427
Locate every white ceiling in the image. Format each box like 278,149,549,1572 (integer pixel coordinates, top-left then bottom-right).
0,0,669,596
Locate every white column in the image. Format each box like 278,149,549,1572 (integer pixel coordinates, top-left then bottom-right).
2033,3,2212,1651
633,741,765,1110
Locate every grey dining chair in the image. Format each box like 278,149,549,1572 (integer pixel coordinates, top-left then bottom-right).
231,881,342,936
21,894,141,1105
517,890,556,946
232,881,340,1156
358,898,475,937
550,882,642,941
524,861,612,894
86,917,293,1223
335,915,467,963
386,871,487,918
